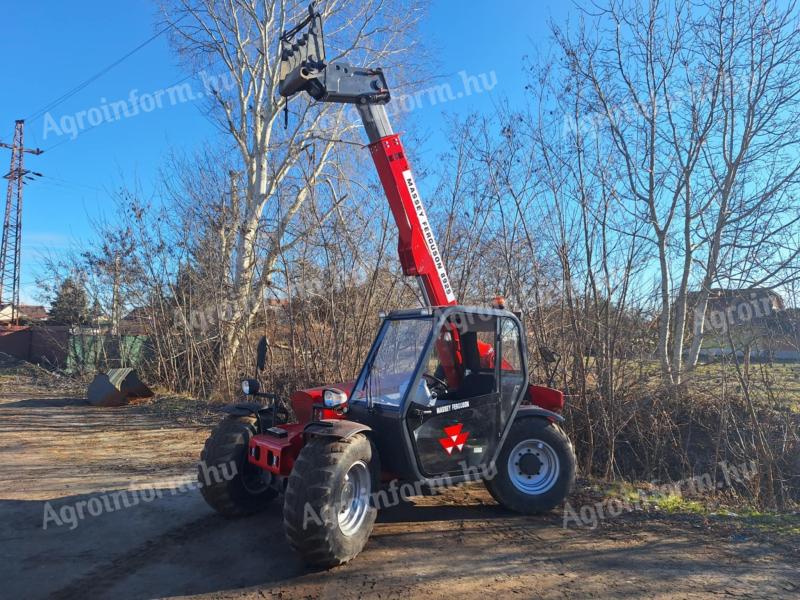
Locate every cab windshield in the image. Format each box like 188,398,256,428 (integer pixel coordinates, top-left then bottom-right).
351,316,433,408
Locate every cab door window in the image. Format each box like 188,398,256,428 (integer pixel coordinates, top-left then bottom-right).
498,317,526,423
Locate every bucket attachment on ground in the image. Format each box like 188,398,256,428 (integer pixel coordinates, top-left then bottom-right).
87,368,154,407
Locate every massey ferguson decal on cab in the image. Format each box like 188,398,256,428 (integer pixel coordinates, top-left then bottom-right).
439,424,470,455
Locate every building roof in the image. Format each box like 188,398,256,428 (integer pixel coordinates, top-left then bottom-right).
0,304,48,324
688,288,785,311
19,305,48,320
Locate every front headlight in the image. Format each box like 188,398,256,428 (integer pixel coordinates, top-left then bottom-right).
323,388,348,408
241,379,260,395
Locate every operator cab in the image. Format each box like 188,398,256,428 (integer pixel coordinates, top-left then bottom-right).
347,305,528,485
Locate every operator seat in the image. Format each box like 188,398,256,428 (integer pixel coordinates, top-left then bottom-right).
451,331,495,399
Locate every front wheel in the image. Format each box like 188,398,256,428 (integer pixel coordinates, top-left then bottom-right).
485,417,575,514
199,415,277,517
283,433,379,567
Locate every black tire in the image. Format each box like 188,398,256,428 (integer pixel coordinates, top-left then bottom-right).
199,415,277,517
283,433,379,567
485,417,575,514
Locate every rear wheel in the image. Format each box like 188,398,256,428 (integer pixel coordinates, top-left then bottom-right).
485,417,575,514
199,415,277,517
283,433,379,567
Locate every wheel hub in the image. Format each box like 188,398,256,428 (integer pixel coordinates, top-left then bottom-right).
241,456,271,494
340,481,355,506
518,452,543,476
508,439,560,495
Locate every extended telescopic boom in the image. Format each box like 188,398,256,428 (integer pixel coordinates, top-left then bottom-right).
278,4,456,307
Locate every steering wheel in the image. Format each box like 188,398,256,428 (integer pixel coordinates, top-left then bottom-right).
421,372,448,394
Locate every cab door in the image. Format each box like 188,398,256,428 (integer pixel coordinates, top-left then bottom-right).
405,312,528,479
407,389,500,477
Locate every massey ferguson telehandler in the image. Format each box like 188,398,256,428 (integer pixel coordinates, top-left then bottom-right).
199,4,576,567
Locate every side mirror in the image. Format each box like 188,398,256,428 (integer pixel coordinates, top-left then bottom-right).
539,346,559,364
241,379,260,396
538,345,561,388
256,336,268,372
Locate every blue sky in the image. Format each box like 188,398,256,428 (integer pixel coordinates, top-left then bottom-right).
0,0,570,304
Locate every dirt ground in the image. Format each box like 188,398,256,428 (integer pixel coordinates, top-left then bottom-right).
1,379,798,599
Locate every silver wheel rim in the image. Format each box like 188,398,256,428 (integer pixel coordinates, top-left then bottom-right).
508,439,559,495
338,460,371,536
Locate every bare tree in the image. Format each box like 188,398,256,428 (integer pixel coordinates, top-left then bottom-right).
553,0,800,384
685,0,800,368
157,0,424,393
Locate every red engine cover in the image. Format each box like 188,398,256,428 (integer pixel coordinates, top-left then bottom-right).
526,384,565,413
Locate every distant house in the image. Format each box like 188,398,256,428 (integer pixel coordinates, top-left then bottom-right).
265,298,290,309
692,289,799,361
118,307,151,335
761,308,800,361
0,303,49,325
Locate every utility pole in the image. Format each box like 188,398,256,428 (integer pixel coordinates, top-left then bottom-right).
0,120,43,325
111,252,121,336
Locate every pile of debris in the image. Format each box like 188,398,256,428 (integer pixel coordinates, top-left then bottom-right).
0,351,73,393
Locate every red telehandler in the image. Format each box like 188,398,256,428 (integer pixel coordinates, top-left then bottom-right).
199,4,576,567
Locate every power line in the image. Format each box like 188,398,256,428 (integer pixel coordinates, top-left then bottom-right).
43,120,105,153
38,175,104,193
26,17,185,124
41,55,224,154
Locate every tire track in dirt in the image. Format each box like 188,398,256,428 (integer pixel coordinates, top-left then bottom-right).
49,513,221,600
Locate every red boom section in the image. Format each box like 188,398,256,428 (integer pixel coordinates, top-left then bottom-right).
367,134,457,307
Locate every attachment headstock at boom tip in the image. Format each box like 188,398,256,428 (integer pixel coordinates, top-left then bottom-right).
279,3,326,98
278,2,391,105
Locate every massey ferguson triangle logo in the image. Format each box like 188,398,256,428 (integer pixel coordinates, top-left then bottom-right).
439,423,469,455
